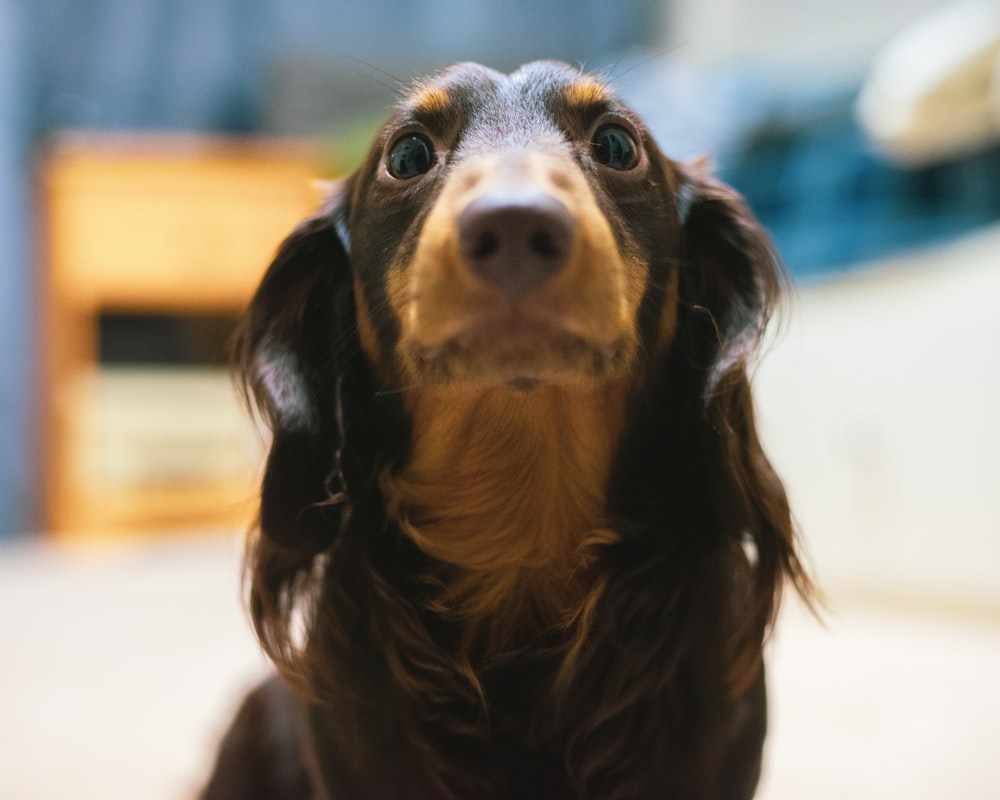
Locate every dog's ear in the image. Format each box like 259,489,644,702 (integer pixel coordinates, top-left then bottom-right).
676,158,784,390
236,181,354,550
675,161,812,690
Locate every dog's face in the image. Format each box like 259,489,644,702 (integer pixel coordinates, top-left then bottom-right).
343,61,687,389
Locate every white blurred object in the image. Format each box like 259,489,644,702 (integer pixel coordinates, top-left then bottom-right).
856,0,1000,164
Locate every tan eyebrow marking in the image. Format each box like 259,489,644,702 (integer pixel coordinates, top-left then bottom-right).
563,79,610,110
410,86,451,116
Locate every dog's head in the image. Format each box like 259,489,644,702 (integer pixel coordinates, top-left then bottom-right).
355,61,659,389
347,61,779,388
239,60,799,629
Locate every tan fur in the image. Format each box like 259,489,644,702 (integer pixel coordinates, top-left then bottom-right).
353,278,382,366
383,381,628,657
563,79,610,110
657,266,681,353
409,86,452,116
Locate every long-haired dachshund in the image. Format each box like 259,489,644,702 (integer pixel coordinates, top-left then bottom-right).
201,61,811,800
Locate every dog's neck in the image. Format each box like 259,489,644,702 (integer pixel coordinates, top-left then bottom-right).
384,381,628,652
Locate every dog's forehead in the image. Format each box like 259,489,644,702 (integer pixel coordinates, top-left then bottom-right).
397,61,620,145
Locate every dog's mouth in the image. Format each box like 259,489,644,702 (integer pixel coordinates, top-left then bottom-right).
404,313,634,387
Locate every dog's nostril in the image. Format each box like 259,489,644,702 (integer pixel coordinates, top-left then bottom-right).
470,230,500,260
458,191,576,295
529,229,561,259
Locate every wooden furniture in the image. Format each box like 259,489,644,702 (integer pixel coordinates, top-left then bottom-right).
40,133,327,537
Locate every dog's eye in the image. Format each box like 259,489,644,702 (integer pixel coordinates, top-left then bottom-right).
388,134,435,179
591,125,638,171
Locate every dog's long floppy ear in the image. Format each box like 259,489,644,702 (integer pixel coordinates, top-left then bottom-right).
675,160,811,686
676,158,784,389
236,181,355,551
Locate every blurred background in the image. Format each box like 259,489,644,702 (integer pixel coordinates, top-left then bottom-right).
1,0,999,797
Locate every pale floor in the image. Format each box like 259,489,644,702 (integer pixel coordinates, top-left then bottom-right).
1,533,998,800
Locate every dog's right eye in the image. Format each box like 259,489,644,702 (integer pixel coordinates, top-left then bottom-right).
591,125,639,171
388,135,435,179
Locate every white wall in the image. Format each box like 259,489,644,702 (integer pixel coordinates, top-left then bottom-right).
667,0,956,79
754,226,1000,612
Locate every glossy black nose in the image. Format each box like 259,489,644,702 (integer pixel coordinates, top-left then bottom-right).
457,190,576,295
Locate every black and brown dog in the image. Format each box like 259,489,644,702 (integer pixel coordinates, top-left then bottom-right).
201,61,811,800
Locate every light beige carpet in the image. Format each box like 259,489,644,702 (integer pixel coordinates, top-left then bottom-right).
1,534,998,800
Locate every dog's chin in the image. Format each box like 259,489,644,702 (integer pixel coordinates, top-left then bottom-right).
402,324,634,390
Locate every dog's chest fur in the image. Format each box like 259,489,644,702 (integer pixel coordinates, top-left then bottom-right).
384,383,628,656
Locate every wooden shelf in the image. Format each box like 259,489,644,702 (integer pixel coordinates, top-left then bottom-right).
39,132,328,537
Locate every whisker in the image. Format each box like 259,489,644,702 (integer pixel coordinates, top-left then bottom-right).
606,41,695,86
373,383,419,398
322,321,363,365
340,55,408,98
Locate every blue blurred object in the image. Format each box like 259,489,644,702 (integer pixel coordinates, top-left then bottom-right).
724,104,1000,279
619,58,1000,280
0,0,32,538
29,0,269,132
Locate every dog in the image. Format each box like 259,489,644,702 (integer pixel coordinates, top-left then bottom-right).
201,60,811,800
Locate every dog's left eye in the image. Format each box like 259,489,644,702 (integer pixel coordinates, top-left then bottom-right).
591,125,638,171
388,134,436,179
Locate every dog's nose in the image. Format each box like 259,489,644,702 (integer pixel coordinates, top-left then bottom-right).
457,190,576,295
